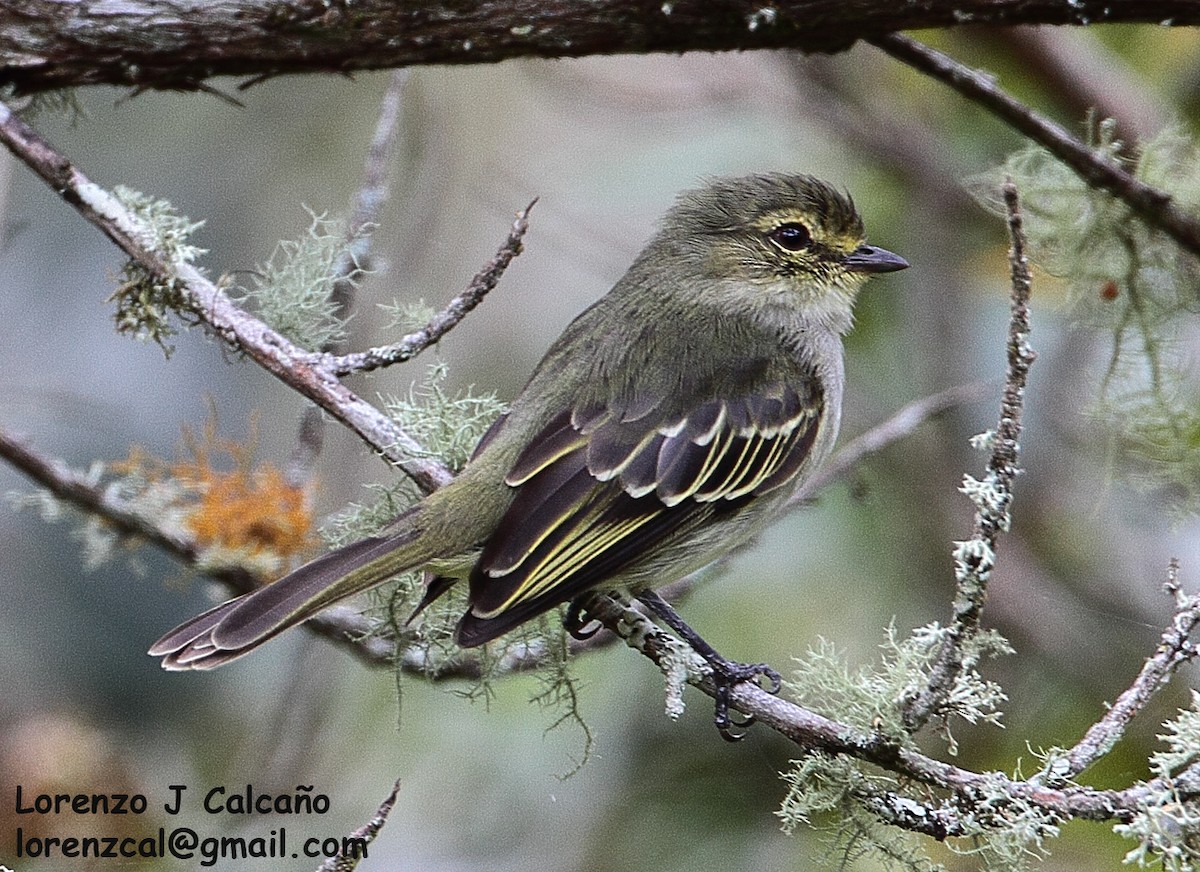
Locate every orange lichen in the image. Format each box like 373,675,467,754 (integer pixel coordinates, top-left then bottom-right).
118,413,316,566
181,463,313,558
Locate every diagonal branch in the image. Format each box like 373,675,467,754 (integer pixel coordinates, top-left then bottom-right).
577,589,1193,830
1062,559,1200,778
316,779,402,872
791,380,993,505
325,199,536,376
0,99,460,492
0,425,398,667
871,33,1200,260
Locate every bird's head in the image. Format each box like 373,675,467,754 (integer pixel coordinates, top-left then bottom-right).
653,173,908,332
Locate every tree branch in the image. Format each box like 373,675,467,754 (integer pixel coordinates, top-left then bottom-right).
0,424,400,668
792,380,993,505
901,178,1035,731
577,589,1197,830
325,199,536,377
871,33,1200,260
0,99,463,493
4,1,1199,96
315,778,401,872
1063,559,1200,778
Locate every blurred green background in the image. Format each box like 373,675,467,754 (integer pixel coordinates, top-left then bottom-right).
2,26,1199,870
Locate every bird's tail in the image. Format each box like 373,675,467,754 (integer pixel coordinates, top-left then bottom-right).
149,507,433,670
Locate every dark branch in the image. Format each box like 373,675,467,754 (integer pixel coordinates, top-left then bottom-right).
1063,559,1200,778
4,1,1199,95
871,33,1200,260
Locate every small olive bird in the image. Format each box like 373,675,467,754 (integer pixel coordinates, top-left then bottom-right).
151,173,906,731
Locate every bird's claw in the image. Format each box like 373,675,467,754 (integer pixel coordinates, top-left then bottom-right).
564,598,602,640
709,660,782,741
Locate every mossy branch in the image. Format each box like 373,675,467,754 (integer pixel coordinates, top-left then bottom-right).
901,179,1035,733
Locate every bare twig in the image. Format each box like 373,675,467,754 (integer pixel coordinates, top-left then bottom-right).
1063,559,1200,778
902,179,1035,732
871,34,1200,260
325,199,536,377
316,778,401,872
792,380,993,505
987,28,1168,143
0,98,454,494
288,70,411,486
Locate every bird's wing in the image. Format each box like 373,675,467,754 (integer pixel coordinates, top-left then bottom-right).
456,375,824,645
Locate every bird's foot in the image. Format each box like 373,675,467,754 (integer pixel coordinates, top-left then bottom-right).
564,597,603,640
636,590,781,741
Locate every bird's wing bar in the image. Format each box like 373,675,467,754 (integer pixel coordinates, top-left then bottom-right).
458,380,823,644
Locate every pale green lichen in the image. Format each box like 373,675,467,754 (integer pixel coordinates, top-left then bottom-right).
381,362,507,473
974,121,1200,515
786,622,1010,746
1115,692,1200,870
237,210,364,352
108,187,206,355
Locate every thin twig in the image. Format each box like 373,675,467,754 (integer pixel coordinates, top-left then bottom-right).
288,70,410,486
1063,559,1200,778
316,778,401,872
792,380,993,505
325,199,537,376
871,34,1200,260
902,179,1035,732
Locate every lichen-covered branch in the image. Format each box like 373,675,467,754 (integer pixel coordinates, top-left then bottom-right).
901,179,1034,731
315,778,401,872
0,98,457,493
578,590,1196,830
1063,560,1200,778
3,1,1199,96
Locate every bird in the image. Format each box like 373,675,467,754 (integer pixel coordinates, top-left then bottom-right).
150,173,907,734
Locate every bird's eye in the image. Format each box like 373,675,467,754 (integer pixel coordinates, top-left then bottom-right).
767,222,811,252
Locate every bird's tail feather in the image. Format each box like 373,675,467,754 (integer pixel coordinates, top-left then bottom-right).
150,510,429,670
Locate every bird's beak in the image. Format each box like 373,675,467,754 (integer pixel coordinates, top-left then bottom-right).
844,244,909,274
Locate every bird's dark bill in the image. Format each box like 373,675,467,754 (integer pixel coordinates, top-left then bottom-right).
844,244,908,273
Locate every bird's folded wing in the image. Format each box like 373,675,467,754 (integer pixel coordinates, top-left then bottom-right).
466,380,823,623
